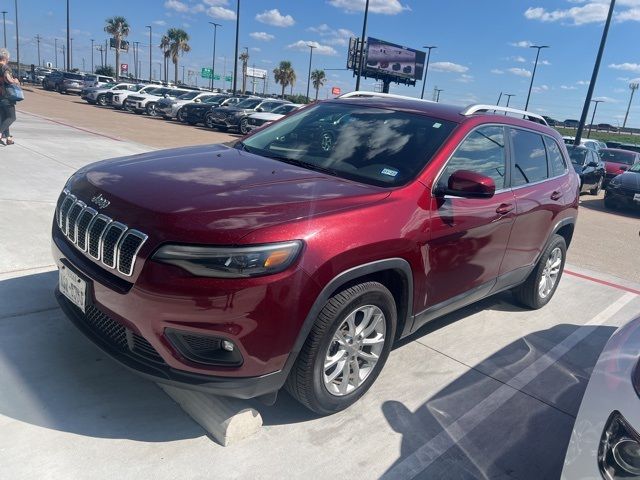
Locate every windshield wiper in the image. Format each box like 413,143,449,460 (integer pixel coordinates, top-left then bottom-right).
264,155,339,177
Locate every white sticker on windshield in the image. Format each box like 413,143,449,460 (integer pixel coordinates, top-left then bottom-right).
433,122,442,128
381,168,399,177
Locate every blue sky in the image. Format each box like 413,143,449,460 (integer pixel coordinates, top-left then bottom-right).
2,0,640,125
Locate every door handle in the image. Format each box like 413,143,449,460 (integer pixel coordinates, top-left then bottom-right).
496,203,514,215
551,191,563,201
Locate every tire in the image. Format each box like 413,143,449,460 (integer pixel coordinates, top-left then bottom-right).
177,108,186,123
239,117,249,135
285,282,397,415
204,114,215,129
589,177,603,195
97,94,107,106
512,234,566,310
146,103,158,117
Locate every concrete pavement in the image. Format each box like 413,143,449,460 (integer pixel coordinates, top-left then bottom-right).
1,113,640,479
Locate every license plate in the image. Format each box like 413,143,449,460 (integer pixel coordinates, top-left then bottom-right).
634,194,640,202
59,265,87,312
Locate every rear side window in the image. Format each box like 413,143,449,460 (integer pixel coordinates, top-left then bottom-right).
439,126,506,190
511,129,548,186
544,137,567,177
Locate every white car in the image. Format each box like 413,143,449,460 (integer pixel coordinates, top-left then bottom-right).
108,84,156,109
83,74,115,88
155,91,218,120
563,136,606,152
123,87,189,116
246,103,304,131
562,316,640,479
83,83,137,106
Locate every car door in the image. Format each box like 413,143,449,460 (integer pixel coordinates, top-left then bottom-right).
424,125,516,313
582,151,598,188
500,129,570,276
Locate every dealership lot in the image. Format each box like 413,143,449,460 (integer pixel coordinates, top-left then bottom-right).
0,106,639,478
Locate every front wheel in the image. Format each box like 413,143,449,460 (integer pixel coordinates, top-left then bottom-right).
512,234,566,309
97,94,107,106
239,117,249,135
177,108,187,123
146,103,158,117
590,177,603,195
204,114,215,129
285,282,397,415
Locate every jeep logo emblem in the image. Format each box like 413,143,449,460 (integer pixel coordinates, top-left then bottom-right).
91,194,111,209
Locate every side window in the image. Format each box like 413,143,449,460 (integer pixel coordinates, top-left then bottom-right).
438,126,506,190
511,129,548,186
544,137,567,177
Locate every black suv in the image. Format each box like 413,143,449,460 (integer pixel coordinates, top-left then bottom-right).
205,98,290,134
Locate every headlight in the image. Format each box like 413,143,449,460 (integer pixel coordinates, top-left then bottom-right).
599,411,640,478
609,178,620,188
152,241,303,278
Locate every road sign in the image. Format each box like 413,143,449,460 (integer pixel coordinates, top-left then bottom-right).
225,75,232,82
201,67,212,79
109,38,129,52
332,87,341,95
246,67,267,79
120,63,128,74
213,74,221,80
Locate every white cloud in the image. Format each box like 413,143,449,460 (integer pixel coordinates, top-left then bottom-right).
510,40,533,48
207,6,236,20
532,84,550,93
510,55,526,63
256,9,295,27
537,59,551,66
250,31,275,41
508,67,532,77
203,0,229,5
491,69,504,74
164,0,189,13
524,1,640,25
561,85,577,90
153,20,167,26
577,80,590,85
307,24,355,46
287,40,337,56
456,74,474,83
251,47,261,52
430,61,469,73
328,0,410,15
593,96,618,103
609,62,640,73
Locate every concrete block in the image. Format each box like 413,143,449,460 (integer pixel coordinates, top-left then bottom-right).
159,384,262,446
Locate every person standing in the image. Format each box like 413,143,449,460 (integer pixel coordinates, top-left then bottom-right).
0,48,19,146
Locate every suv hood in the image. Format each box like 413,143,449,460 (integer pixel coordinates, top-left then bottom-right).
611,171,640,190
67,144,390,244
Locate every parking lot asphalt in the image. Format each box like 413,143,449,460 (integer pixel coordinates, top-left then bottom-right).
1,110,640,480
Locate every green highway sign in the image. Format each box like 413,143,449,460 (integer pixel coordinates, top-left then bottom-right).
213,74,221,80
225,75,232,82
201,67,212,79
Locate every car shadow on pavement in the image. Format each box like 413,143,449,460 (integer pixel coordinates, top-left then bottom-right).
379,323,616,479
579,194,640,219
0,272,203,442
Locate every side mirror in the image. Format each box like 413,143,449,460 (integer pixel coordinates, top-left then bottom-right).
256,107,264,112
164,94,170,98
194,98,201,103
443,170,496,198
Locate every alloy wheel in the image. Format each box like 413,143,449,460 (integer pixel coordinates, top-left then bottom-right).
240,118,249,135
539,247,562,299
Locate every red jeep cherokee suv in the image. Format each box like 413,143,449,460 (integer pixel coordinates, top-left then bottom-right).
52,93,579,414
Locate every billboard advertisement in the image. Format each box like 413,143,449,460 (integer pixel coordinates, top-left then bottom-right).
246,67,267,79
364,37,425,82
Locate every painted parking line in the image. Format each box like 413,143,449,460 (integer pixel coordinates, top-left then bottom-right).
565,269,640,296
381,292,637,480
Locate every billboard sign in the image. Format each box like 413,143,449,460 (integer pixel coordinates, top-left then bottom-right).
120,63,128,74
364,37,425,82
331,87,341,96
109,38,130,52
246,67,267,79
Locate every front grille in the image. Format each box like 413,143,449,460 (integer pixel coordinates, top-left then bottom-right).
83,304,166,365
56,189,148,276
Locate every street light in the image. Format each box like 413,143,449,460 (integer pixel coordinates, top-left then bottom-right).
1,11,7,49
524,45,549,111
420,45,436,100
305,44,316,102
145,25,152,82
623,82,639,129
14,0,19,75
505,93,515,108
90,38,94,73
587,99,604,138
208,22,221,90
66,0,70,73
435,88,443,102
232,0,240,93
355,0,370,91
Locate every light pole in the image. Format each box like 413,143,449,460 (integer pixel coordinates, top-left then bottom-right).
1,11,7,49
14,0,19,75
436,88,443,102
242,45,248,93
145,25,152,82
623,82,639,129
66,0,70,73
35,34,41,66
505,93,515,108
54,38,58,68
524,45,549,111
181,65,185,84
305,44,316,102
574,0,616,146
587,99,604,138
232,0,240,93
355,0,370,91
208,21,221,90
70,37,73,70
90,39,94,72
420,45,436,100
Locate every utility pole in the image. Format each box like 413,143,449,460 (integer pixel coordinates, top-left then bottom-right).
505,93,515,108
525,45,550,111
146,25,152,82
575,0,616,145
35,34,41,66
70,38,73,70
242,46,248,93
104,39,108,70
436,88,443,102
496,92,503,105
90,39,94,73
181,65,185,84
420,45,436,100
305,44,316,102
587,99,604,138
54,38,58,69
208,22,221,90
233,0,240,93
66,0,70,73
14,0,19,75
61,44,66,70
355,0,370,91
623,82,639,129
1,11,7,49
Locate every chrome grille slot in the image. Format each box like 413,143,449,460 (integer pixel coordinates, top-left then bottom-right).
56,191,148,277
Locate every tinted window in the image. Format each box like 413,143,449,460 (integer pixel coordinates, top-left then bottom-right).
511,129,548,186
237,98,262,109
273,104,299,114
242,103,456,187
439,126,506,189
544,137,567,177
567,148,588,165
599,150,635,165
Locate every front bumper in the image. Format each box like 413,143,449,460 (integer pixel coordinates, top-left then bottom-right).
606,187,640,208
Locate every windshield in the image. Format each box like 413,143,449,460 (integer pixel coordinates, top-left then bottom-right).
567,148,588,164
240,103,456,187
178,91,200,100
600,150,635,165
66,73,84,80
102,83,116,88
272,104,299,114
630,163,640,173
236,98,261,109
203,96,227,104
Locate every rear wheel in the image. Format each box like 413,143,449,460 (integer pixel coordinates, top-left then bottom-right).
590,177,603,195
97,94,107,106
239,118,249,135
285,282,396,415
512,234,566,309
177,108,187,123
146,102,158,117
204,114,215,129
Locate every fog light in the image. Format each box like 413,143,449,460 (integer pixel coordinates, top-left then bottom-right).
222,340,235,352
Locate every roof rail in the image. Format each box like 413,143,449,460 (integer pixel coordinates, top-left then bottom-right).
338,91,433,103
461,104,548,126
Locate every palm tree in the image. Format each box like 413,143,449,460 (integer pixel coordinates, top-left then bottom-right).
159,35,170,83
166,28,191,85
311,69,326,100
239,50,249,93
273,61,296,99
104,16,130,81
